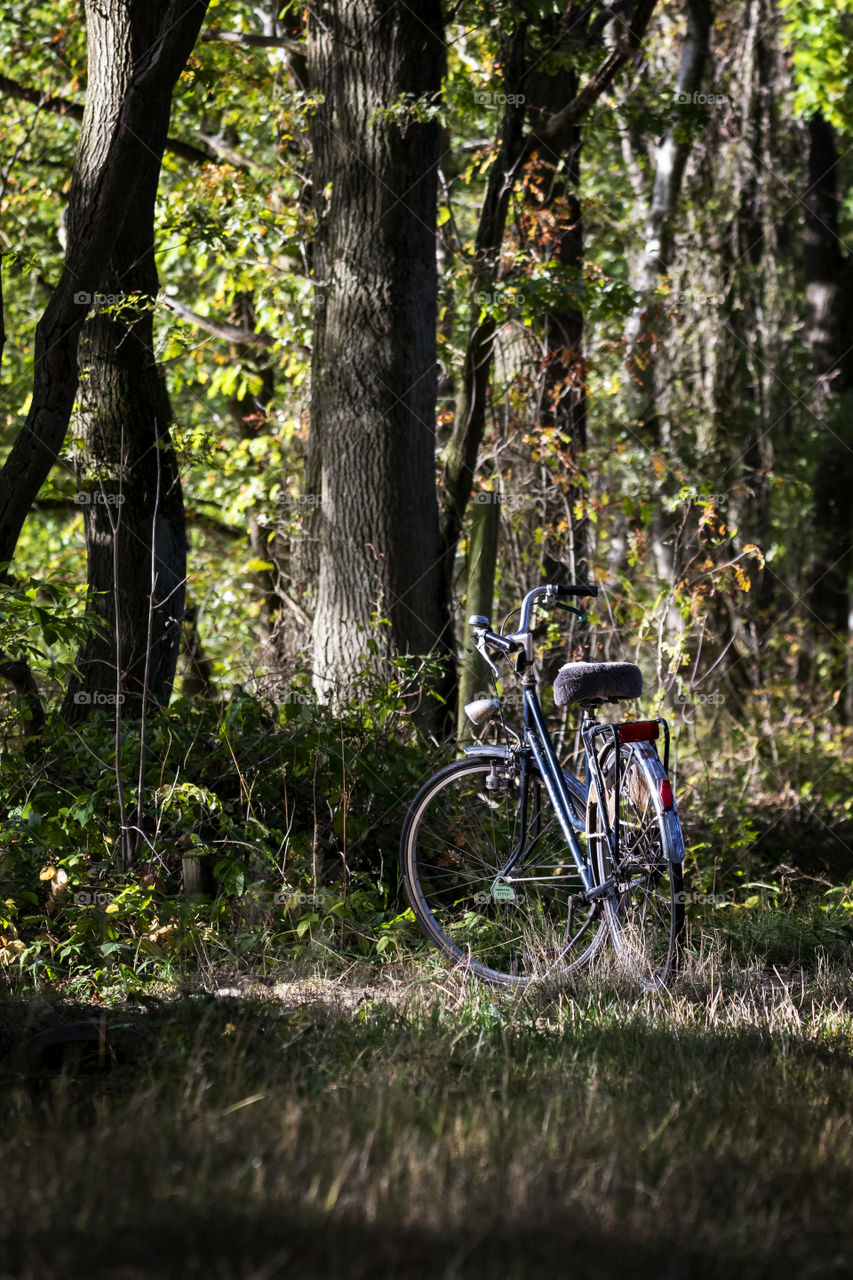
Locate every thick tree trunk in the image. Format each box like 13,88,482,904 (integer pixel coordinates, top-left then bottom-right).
307,0,447,702
0,0,209,568
61,0,190,720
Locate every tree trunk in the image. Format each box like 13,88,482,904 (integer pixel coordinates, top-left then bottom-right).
0,0,209,569
61,0,190,720
456,497,499,740
307,0,447,703
439,2,659,646
523,36,588,589
803,112,853,717
624,0,713,435
619,0,712,648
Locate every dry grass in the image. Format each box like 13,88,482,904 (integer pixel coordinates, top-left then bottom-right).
2,927,853,1278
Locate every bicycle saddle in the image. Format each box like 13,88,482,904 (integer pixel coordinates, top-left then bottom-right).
553,661,643,706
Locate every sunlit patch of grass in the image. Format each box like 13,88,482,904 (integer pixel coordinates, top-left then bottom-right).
1,929,852,1277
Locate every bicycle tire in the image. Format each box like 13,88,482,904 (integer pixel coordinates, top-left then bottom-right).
400,756,607,985
587,741,685,988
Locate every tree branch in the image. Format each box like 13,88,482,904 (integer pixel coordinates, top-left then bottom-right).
160,295,274,347
534,0,658,149
200,28,306,53
0,72,227,168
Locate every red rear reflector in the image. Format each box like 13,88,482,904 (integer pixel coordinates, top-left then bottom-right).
617,720,659,743
657,779,674,810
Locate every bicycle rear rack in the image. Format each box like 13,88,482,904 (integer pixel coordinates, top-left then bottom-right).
581,716,672,879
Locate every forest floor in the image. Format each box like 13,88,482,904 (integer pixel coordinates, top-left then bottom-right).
2,924,853,1279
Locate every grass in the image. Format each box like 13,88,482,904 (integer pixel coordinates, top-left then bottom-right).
3,914,853,1278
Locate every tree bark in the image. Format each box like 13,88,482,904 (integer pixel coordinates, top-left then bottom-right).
803,112,853,717
456,497,499,740
624,0,713,435
307,0,447,702
0,0,209,570
59,0,197,719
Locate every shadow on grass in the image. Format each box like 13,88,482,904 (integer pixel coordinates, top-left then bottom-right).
2,973,853,1280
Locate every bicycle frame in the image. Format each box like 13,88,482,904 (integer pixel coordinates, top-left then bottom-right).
464,583,680,903
465,682,597,895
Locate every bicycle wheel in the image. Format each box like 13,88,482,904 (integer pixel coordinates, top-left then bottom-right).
587,742,685,988
400,756,607,985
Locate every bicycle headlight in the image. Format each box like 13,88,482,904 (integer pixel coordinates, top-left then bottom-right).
464,698,500,727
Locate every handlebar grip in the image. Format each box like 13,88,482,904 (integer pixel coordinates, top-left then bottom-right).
554,582,598,599
480,630,520,655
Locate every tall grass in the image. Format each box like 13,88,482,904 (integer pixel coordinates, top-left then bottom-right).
2,919,853,1278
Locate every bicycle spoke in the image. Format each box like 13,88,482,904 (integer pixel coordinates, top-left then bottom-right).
402,760,606,985
590,744,684,988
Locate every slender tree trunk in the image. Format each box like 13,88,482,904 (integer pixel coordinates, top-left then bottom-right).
440,1,659,672
523,34,588,588
439,28,529,597
624,0,713,435
619,0,712,647
456,497,499,740
307,0,448,703
803,112,853,717
61,0,191,720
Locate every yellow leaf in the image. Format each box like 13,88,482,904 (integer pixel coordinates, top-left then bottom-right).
105,903,119,915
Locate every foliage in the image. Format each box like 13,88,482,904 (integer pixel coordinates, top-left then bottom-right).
1,0,852,994
0,671,444,988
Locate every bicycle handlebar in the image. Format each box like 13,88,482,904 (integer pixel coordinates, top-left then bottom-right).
555,583,598,599
516,582,597,633
468,583,597,671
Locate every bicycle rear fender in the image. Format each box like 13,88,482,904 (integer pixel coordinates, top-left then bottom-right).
632,741,686,863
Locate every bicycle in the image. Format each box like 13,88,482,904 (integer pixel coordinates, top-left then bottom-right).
399,583,686,988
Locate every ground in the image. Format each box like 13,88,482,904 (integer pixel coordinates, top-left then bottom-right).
2,937,853,1279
